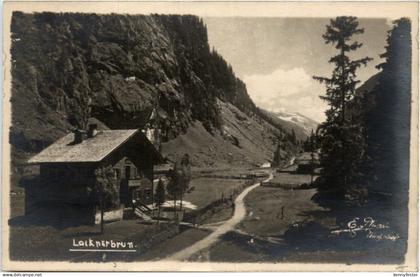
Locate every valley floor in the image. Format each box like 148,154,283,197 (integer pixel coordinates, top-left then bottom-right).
183,163,406,264
8,154,407,265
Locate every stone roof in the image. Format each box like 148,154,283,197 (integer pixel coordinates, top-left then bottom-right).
28,129,139,163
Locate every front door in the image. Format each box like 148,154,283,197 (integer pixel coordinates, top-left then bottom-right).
125,166,131,180
119,179,128,207
131,188,152,205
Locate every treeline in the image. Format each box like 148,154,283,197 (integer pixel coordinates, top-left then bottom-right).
10,12,263,155
302,130,320,152
156,15,257,131
314,17,411,202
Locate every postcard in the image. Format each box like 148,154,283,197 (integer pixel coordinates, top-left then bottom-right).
2,1,418,272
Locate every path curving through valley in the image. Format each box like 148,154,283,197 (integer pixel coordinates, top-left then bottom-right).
166,171,273,261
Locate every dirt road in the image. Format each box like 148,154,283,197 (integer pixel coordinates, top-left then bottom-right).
166,172,273,261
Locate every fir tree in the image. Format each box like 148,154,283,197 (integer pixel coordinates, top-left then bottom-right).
154,178,166,222
166,153,192,219
174,154,192,210
94,166,119,234
166,169,181,219
363,18,411,200
314,17,372,195
273,140,282,166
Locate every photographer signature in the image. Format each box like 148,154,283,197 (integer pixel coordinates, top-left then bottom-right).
331,217,400,241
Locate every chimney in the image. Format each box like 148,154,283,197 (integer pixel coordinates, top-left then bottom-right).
73,129,84,144
87,124,98,138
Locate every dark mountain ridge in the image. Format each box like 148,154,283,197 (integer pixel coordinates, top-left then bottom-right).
10,12,296,167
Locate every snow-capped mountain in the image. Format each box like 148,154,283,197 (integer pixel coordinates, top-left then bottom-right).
258,109,319,140
274,111,319,136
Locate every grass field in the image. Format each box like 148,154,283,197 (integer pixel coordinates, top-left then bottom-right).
202,229,405,264
183,177,246,209
237,166,325,237
10,194,25,218
8,174,248,261
136,227,211,261
198,167,407,264
239,186,328,237
9,220,155,261
200,203,234,224
267,172,312,187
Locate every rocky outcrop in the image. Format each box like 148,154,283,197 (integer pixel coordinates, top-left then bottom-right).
10,12,296,166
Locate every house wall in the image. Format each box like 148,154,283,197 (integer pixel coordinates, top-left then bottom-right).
26,163,97,225
26,132,160,224
38,163,97,205
108,155,153,206
101,134,156,206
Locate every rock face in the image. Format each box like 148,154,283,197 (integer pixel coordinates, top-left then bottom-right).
10,12,296,166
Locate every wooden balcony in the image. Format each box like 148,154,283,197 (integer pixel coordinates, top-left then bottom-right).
127,178,142,187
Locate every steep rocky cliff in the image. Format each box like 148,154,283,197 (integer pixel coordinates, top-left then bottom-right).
10,12,295,167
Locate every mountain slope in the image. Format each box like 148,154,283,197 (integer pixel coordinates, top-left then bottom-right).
10,12,298,168
257,109,318,141
162,99,286,168
273,111,319,136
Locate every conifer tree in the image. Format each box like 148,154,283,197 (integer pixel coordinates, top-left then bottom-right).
94,166,119,233
273,140,282,166
166,153,192,219
155,178,166,222
314,17,372,195
363,18,411,199
174,154,192,210
166,169,181,219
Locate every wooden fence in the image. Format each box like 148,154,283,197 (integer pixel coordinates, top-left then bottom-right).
183,177,258,224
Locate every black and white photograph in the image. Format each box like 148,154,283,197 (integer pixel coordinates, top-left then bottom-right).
1,1,418,272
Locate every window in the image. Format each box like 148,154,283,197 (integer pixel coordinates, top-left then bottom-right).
114,168,121,179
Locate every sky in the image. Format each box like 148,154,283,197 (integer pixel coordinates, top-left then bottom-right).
204,17,391,122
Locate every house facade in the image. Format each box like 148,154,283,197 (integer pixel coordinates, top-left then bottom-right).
27,124,163,224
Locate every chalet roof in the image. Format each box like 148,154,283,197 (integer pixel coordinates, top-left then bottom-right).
28,129,143,163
